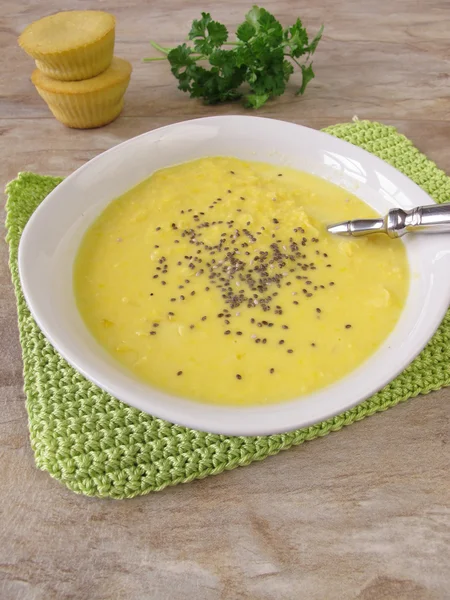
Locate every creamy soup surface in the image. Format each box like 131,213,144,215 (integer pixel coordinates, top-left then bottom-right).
74,157,409,406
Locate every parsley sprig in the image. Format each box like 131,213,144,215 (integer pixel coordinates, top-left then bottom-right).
144,6,323,108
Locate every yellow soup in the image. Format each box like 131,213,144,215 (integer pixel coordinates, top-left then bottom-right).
74,157,409,406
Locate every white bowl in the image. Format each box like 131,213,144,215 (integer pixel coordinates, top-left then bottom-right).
18,116,450,436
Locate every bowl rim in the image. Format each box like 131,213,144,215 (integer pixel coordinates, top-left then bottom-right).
18,116,450,436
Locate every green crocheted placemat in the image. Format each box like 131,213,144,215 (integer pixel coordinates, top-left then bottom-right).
5,120,450,499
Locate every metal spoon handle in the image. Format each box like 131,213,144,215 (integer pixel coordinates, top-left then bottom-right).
327,202,450,237
388,202,450,237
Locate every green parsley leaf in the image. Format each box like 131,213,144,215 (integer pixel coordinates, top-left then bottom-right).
189,12,211,38
236,21,255,43
254,7,283,40
284,19,309,58
167,44,197,93
245,93,270,109
307,25,324,54
245,6,263,31
189,12,228,54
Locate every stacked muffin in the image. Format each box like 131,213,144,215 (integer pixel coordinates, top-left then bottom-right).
19,11,132,129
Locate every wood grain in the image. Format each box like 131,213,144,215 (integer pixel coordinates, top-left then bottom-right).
1,1,449,599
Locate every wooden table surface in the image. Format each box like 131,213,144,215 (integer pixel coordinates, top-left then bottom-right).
1,1,449,599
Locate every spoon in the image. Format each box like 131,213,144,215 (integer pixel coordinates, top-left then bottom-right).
327,202,450,238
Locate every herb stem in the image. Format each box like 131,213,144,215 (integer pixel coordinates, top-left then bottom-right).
144,51,207,63
150,40,172,55
285,55,303,69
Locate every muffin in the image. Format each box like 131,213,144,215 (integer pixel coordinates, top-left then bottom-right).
31,57,132,129
19,11,115,81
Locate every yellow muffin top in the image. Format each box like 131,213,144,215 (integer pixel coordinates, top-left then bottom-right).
19,10,115,55
32,57,132,95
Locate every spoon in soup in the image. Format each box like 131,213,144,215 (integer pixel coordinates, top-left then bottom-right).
327,202,450,238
